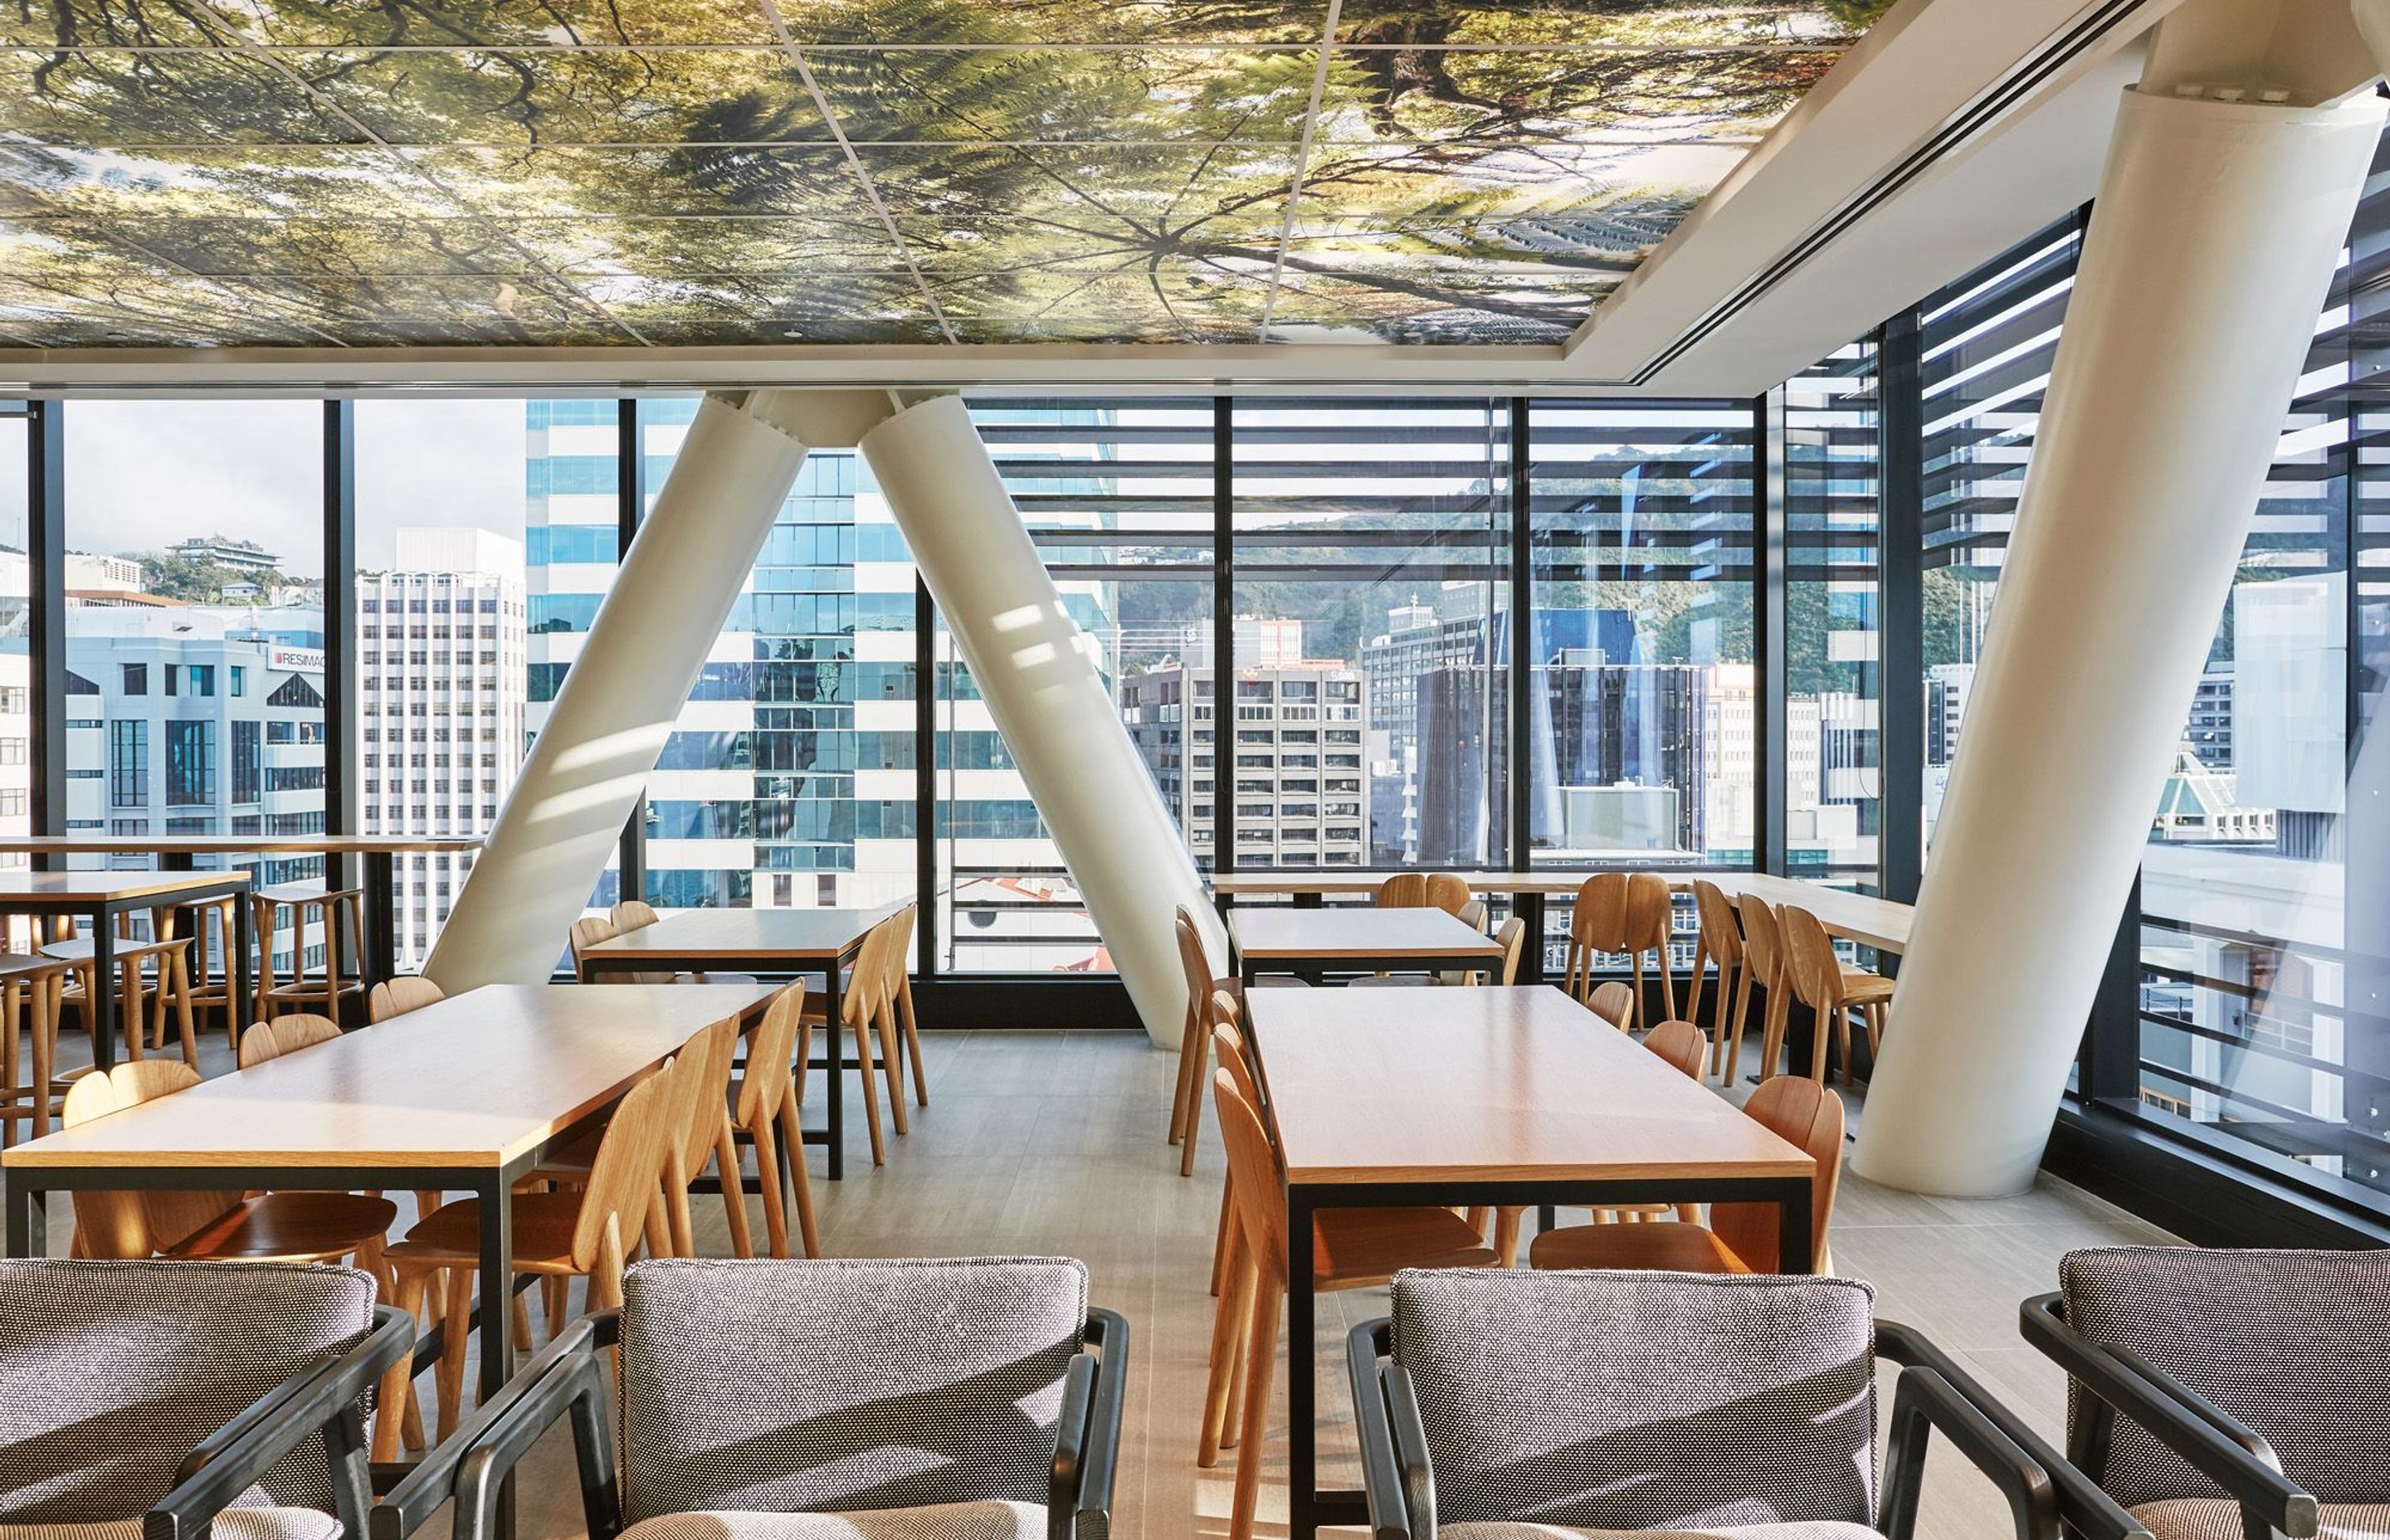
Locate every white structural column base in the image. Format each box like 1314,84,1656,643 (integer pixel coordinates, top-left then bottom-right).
427,391,829,990
1851,83,2384,1196
861,395,1227,1048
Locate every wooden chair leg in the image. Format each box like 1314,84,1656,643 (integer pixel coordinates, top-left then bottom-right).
714,1118,754,1260
1630,953,1646,1031
29,977,55,1142
1217,1250,1259,1455
1228,1274,1284,1540
850,1012,887,1167
1719,962,1753,1084
1208,1179,1235,1298
373,1267,428,1462
899,976,928,1108
1168,1016,1200,1147
777,1099,821,1258
435,1268,476,1442
1197,1235,1251,1468
541,1275,568,1338
1684,942,1709,1037
509,1286,534,1356
1492,1206,1523,1268
1658,948,1675,1026
1178,1028,1209,1180
875,1001,908,1138
749,1116,790,1260
168,950,198,1066
1809,1001,1834,1083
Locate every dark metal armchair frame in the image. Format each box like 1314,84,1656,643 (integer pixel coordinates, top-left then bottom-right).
143,1304,415,1540
374,1304,1129,1540
2022,1291,2319,1540
1349,1314,2151,1540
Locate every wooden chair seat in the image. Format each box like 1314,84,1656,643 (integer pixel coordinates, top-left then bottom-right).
165,1191,398,1263
1525,1216,1751,1274
385,1190,592,1274
1840,966,1896,1003
1315,1207,1497,1286
257,880,363,905
41,935,185,964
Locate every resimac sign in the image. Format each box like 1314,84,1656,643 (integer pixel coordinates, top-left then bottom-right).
268,646,325,674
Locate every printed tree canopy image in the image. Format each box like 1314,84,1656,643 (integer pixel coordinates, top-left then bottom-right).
0,0,1898,348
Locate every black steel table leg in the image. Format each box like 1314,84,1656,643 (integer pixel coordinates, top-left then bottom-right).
1518,890,1548,984
822,960,845,1182
1287,1184,1321,1540
162,851,195,873
232,885,256,1032
4,1180,38,1257
1779,1178,1814,1272
476,1174,512,1401
364,851,395,992
90,903,117,1072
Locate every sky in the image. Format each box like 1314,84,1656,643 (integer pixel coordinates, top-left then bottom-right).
5,398,535,571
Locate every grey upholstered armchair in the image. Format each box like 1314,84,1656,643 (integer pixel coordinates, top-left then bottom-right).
2023,1245,2390,1540
1350,1268,2147,1540
0,1258,412,1540
378,1256,1126,1540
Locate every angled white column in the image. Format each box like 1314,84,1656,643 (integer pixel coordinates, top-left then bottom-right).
860,395,1227,1047
1852,63,2383,1194
428,390,890,990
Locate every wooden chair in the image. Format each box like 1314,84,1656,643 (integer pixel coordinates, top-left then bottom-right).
798,915,895,1165
875,902,925,1116
1643,1017,1709,1080
609,899,662,932
1563,873,1674,1030
1685,879,1749,1079
1768,904,1895,1084
1527,1074,1844,1275
237,1011,341,1069
1169,906,1228,1177
1373,873,1429,908
368,975,446,1023
1586,979,1635,1029
655,1015,751,1261
1734,892,1787,1081
1490,914,1527,985
0,954,71,1146
171,891,243,1046
730,982,821,1260
1204,1055,1495,1540
64,1061,398,1272
251,883,365,1024
568,914,622,980
373,1060,674,1457
45,925,200,1067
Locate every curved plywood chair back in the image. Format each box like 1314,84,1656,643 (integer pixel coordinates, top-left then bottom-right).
1374,874,1429,909
569,915,617,972
1621,873,1674,953
1586,980,1636,1030
64,1061,234,1258
572,1067,672,1273
1735,894,1783,986
1211,1069,1288,1278
239,1012,341,1069
1423,874,1472,916
1690,880,1744,967
1493,917,1528,986
1642,1019,1707,1080
1174,908,1213,1033
1211,1017,1264,1114
611,899,662,933
739,982,807,1125
1568,873,1627,948
1711,1075,1845,1272
1778,904,1846,1012
368,975,446,1023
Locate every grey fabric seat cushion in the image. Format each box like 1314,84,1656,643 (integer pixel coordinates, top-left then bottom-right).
2059,1247,2390,1508
1393,1270,1878,1533
0,1508,343,1540
1442,1524,1882,1540
620,1258,1086,1523
620,1503,1045,1540
2129,1501,2390,1540
0,1259,376,1524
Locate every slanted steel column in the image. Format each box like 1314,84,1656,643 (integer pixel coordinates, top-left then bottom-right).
861,395,1226,1047
1854,6,2386,1195
427,390,894,989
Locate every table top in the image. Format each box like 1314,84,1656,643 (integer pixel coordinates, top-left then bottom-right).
0,870,252,904
580,905,900,965
1231,905,1506,963
0,836,484,854
1247,984,1814,1187
2,983,775,1172
1210,869,1911,954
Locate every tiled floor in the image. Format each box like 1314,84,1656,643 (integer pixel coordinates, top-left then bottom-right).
27,1021,2173,1540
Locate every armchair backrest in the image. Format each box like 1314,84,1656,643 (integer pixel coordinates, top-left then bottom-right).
2059,1245,2390,1507
617,1257,1089,1521
0,1258,377,1523
1390,1269,1877,1531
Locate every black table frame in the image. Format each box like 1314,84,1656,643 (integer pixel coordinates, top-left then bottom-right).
155,849,406,1000
577,934,866,1181
0,874,255,1071
1215,887,1552,985
1235,943,1508,989
1283,1170,1813,1539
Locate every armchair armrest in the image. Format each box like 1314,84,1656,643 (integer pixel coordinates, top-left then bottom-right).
1882,1367,2061,1540
148,1306,415,1540
2019,1294,2316,1540
1879,1318,2147,1540
1051,1307,1128,1540
371,1313,622,1540
1346,1318,1434,1540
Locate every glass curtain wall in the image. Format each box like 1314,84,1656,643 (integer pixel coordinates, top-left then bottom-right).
1784,347,1881,888
0,405,27,872
1230,399,1510,874
1524,400,1755,869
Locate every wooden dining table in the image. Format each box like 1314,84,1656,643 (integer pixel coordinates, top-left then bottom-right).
1228,904,1506,984
1242,983,1818,1540
0,834,487,995
575,906,900,1180
1,982,774,1410
0,869,256,1070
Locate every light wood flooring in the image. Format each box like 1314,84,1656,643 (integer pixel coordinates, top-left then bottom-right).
25,1020,2174,1540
